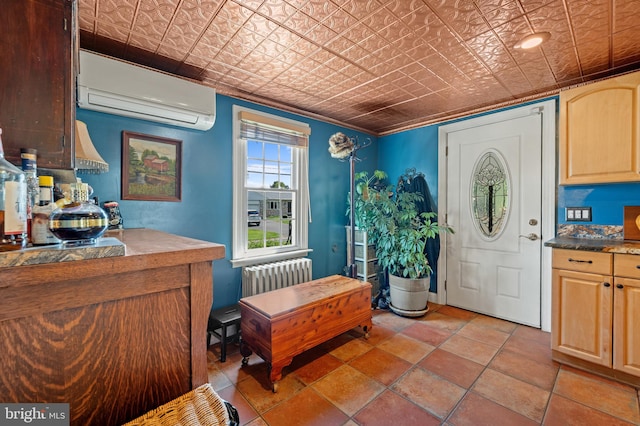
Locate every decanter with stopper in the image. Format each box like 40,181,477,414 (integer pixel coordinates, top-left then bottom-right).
48,179,108,245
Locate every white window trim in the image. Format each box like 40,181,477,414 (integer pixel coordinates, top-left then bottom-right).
231,105,311,268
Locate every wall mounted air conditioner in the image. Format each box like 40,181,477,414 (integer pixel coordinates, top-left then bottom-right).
77,50,216,130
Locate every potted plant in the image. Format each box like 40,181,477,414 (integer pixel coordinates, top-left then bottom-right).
350,170,453,316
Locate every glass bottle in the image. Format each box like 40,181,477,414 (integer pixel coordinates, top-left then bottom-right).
20,148,38,243
0,129,27,251
32,175,60,245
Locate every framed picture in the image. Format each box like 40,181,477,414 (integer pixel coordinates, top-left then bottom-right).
122,131,182,202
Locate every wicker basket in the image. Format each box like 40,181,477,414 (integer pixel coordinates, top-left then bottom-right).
123,383,230,426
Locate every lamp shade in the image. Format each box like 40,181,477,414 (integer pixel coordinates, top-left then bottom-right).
75,120,108,173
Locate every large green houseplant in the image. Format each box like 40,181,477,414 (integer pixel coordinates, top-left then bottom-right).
350,170,453,315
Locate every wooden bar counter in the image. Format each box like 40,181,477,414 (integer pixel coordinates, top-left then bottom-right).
0,229,225,425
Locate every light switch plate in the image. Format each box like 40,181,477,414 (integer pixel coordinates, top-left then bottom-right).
566,207,592,222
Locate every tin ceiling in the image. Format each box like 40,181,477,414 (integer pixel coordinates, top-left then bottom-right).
78,0,640,135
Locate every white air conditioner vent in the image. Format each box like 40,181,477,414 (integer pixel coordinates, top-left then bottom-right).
77,50,216,130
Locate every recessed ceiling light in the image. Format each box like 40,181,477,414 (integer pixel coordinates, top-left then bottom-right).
514,32,551,49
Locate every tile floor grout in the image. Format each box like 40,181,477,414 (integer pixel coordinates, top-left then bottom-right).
207,303,640,425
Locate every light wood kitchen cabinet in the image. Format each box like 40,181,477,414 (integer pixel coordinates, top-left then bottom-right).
552,248,640,385
613,254,640,377
552,249,613,366
0,0,75,169
559,70,640,185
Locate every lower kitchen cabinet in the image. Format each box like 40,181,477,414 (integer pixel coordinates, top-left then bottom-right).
552,249,613,366
613,254,640,377
552,249,640,385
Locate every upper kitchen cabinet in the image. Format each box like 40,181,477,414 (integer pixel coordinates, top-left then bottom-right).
0,0,75,169
559,71,640,185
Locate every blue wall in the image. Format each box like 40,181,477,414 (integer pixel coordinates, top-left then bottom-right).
77,94,377,309
377,125,440,199
377,126,440,291
558,183,640,225
78,92,640,305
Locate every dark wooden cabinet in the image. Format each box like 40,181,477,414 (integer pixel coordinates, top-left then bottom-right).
0,0,75,169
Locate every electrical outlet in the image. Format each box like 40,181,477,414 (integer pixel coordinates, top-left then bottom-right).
565,207,592,222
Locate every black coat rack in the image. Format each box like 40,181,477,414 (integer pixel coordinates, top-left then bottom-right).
328,133,371,279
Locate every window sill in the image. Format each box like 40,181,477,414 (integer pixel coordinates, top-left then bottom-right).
230,248,313,268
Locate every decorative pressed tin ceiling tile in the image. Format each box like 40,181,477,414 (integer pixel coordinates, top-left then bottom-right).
78,0,640,135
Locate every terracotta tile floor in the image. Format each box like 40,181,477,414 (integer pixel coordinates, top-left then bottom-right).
207,303,640,425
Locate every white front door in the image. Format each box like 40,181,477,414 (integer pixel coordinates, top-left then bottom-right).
445,113,542,327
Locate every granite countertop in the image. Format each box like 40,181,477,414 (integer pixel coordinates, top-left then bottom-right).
545,237,640,254
0,237,126,268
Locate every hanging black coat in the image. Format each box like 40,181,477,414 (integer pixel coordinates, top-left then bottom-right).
406,175,440,289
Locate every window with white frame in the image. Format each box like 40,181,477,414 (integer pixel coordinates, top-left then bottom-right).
231,106,311,266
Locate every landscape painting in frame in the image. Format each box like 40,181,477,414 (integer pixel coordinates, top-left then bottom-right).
122,131,182,202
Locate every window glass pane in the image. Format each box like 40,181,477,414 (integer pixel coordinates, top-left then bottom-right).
247,141,263,158
247,156,262,168
246,156,263,188
280,161,292,173
247,157,263,171
280,145,292,162
277,175,291,188
247,191,265,249
247,172,263,188
264,160,279,183
265,175,280,188
471,150,510,239
247,190,295,250
264,143,279,161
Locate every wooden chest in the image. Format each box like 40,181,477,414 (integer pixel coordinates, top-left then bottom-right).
239,275,372,391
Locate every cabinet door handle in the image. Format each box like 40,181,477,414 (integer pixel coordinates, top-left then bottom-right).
636,265,640,269
604,282,611,287
616,284,624,289
568,258,593,264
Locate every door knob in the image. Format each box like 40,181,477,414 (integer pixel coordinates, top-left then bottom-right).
519,233,540,241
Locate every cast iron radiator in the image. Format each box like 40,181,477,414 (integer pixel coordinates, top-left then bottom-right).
242,258,312,297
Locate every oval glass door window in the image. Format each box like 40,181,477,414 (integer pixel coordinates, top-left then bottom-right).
471,149,510,239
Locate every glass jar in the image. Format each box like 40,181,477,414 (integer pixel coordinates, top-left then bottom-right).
48,201,109,246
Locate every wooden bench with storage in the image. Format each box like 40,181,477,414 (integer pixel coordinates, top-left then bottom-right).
239,275,373,392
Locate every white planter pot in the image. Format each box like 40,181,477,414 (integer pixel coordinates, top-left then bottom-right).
388,274,429,317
